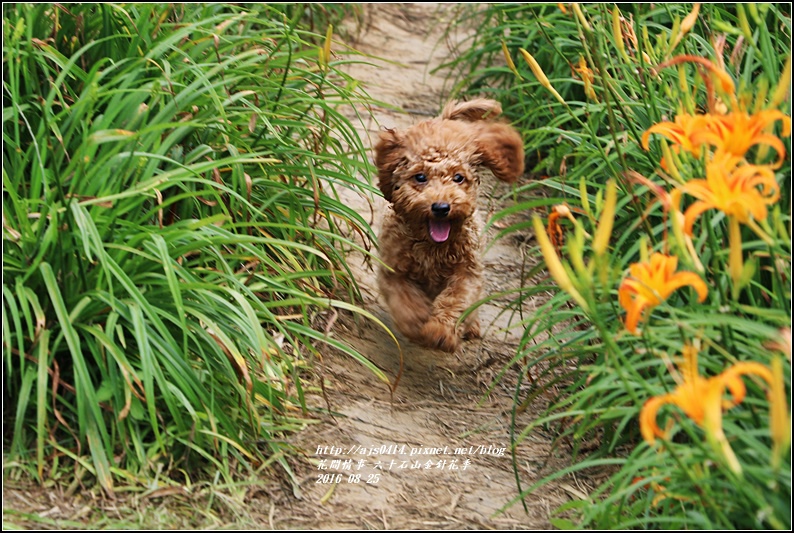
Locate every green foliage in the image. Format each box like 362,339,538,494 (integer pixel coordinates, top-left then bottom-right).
445,3,791,529
2,3,383,493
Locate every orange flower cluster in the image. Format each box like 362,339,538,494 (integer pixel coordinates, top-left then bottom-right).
628,55,792,472
528,51,790,473
641,108,790,166
618,55,791,338
641,57,790,289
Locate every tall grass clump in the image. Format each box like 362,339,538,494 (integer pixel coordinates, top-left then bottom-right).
2,3,384,494
444,3,791,529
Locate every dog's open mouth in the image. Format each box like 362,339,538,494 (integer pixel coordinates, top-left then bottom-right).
428,220,451,243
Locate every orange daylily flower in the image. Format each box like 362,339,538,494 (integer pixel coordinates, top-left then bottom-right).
642,110,791,166
693,110,791,167
640,344,775,473
680,151,780,233
641,112,710,157
643,54,791,166
675,151,779,287
618,253,708,334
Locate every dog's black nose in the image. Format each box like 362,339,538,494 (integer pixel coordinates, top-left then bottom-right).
431,202,450,218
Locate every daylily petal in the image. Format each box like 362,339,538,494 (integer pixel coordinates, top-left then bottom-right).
753,133,788,168
722,361,774,387
623,297,647,334
720,371,748,409
640,394,674,443
642,114,708,155
619,279,652,334
664,271,709,302
682,199,714,235
700,381,727,435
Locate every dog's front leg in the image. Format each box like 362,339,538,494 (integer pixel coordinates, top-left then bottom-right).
379,270,434,343
420,269,482,352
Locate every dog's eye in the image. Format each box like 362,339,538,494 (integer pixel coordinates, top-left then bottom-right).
414,173,427,183
453,173,465,183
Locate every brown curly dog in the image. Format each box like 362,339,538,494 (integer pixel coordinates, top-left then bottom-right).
374,99,525,352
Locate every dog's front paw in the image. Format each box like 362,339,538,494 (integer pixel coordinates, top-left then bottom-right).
420,319,460,353
462,317,481,340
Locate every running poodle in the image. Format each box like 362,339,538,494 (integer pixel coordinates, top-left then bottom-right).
374,99,525,352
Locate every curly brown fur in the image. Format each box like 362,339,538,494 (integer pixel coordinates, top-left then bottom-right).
374,99,524,352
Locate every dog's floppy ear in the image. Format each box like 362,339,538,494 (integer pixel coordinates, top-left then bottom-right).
374,128,405,202
443,98,525,181
474,122,525,183
442,98,503,122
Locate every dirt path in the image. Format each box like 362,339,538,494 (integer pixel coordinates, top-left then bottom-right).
262,4,574,529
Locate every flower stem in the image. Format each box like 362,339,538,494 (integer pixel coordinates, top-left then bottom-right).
728,216,743,299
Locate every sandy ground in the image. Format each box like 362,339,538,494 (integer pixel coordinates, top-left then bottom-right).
260,4,575,529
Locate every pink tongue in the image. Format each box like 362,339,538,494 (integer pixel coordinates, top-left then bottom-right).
429,220,451,243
